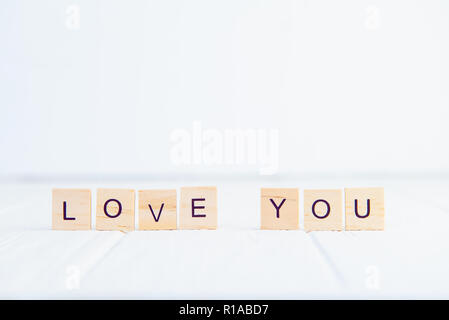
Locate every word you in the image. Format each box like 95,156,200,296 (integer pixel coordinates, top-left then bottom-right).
52,186,384,231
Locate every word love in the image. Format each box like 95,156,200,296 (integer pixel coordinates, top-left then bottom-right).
52,187,217,231
52,187,384,231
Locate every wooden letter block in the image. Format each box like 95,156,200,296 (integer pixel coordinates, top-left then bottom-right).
96,189,135,231
52,189,91,230
179,186,217,229
345,187,384,231
304,189,343,231
260,188,299,230
138,189,177,230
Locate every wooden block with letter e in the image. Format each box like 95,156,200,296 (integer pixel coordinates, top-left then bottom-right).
96,188,135,231
52,189,91,230
179,186,217,229
138,189,177,230
260,188,299,230
345,187,384,230
304,189,343,231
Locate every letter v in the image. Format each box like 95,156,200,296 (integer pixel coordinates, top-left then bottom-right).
149,203,165,222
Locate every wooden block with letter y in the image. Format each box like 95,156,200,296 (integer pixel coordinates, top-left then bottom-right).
260,188,299,230
138,189,177,230
96,188,135,231
304,189,343,231
52,188,91,230
179,186,217,229
345,187,384,230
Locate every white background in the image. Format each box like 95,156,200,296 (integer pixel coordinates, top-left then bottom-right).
1,0,449,177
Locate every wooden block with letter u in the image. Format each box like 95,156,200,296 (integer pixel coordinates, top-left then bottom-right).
52,188,91,230
260,188,299,230
304,189,343,231
138,189,177,230
179,186,217,229
96,188,135,231
345,187,384,230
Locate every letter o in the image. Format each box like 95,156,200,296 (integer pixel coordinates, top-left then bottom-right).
312,199,330,219
104,199,122,218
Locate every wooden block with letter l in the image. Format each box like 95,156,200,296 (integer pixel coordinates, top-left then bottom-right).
345,187,384,231
260,188,299,230
304,189,343,231
52,189,91,230
96,188,135,231
138,189,177,230
179,186,217,230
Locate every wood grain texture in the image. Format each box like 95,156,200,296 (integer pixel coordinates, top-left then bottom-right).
96,189,135,231
304,189,343,232
138,189,177,230
52,189,91,230
179,186,217,230
345,187,384,231
260,188,299,230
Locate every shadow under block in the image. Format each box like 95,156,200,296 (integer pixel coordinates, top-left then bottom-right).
260,188,299,230
96,189,135,231
52,189,91,230
304,189,343,231
179,186,217,230
138,189,177,230
345,187,384,231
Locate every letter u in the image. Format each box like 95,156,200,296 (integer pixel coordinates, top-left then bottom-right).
354,199,370,218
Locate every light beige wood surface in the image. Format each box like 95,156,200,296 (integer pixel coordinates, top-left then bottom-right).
96,189,135,231
260,188,299,230
52,189,91,230
138,189,177,230
179,186,217,229
345,187,384,230
304,189,343,231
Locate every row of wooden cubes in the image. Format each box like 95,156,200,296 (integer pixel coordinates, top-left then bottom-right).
52,187,384,231
53,187,217,231
261,187,384,231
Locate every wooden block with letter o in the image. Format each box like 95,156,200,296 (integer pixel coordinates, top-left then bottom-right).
345,187,384,230
52,189,91,230
261,188,299,230
96,188,135,231
138,189,177,230
179,186,217,230
304,189,343,231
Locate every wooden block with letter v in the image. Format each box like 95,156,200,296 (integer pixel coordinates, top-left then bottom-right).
304,189,343,231
179,186,217,229
138,189,177,230
96,188,135,231
260,188,299,230
52,188,91,230
345,187,384,230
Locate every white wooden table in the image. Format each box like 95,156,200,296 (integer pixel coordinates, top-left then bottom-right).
0,177,447,299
